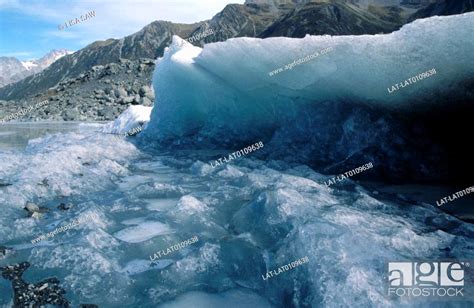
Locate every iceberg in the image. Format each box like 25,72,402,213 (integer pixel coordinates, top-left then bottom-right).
143,13,474,182
145,13,473,144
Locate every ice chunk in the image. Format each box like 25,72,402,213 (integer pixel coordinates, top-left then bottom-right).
113,221,173,243
0,131,140,209
217,165,245,178
144,14,473,147
174,243,220,274
146,198,178,211
174,195,209,213
121,217,147,225
117,175,153,191
157,289,273,308
120,259,173,275
30,245,121,299
102,105,152,135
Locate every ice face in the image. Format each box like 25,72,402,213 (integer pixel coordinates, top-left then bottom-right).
141,14,474,184
145,13,473,145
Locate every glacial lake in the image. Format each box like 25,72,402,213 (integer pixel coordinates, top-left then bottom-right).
0,122,104,151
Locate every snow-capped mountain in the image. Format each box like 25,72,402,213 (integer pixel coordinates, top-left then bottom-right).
0,49,72,88
29,49,73,70
0,57,24,88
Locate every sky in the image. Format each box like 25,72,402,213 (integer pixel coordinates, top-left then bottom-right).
0,0,245,60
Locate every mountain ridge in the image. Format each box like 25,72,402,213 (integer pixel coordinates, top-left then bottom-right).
0,49,71,88
0,22,200,100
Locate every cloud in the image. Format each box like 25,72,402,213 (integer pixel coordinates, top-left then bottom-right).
42,29,80,39
2,0,244,39
0,0,64,20
1,0,244,58
0,50,34,57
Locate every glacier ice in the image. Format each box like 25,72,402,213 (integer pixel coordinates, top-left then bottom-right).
145,13,474,145
0,128,473,307
157,289,274,308
102,105,151,135
141,13,474,183
114,221,174,243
